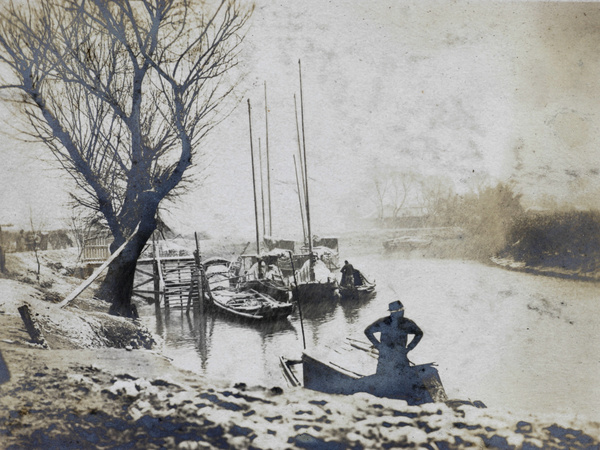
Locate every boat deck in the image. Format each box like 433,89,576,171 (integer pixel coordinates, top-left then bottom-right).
303,339,379,378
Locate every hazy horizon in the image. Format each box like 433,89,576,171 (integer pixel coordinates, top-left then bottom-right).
1,0,599,240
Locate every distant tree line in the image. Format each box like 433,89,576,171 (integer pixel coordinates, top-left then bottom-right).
370,170,600,271
1,229,73,253
369,173,524,259
500,210,600,273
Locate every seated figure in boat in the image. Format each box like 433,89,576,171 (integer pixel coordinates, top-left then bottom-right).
244,257,284,284
264,259,285,284
340,260,355,287
364,300,423,377
246,258,267,280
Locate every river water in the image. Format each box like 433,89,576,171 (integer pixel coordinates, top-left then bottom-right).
138,252,600,420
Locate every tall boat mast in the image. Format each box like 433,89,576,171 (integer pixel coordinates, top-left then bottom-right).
294,94,308,227
264,82,273,237
293,154,307,244
247,99,261,256
298,60,313,262
259,137,266,236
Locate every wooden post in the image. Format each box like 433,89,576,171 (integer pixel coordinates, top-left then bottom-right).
18,305,49,348
152,236,164,314
0,348,10,384
185,266,196,314
194,232,204,309
288,251,306,350
0,247,5,274
0,223,11,273
153,260,161,314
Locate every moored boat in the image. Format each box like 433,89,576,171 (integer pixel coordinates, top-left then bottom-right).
210,287,293,320
383,236,432,252
203,258,294,320
291,256,339,302
339,268,376,299
233,253,291,303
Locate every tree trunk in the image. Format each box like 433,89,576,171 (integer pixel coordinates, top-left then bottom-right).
97,221,155,318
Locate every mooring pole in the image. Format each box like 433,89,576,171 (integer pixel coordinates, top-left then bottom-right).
152,236,161,315
288,251,306,350
0,224,11,273
194,231,204,310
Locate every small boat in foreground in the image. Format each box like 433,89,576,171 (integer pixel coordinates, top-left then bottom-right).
280,338,483,408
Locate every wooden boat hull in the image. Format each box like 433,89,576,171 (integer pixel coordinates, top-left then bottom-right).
239,279,291,303
208,281,294,320
280,338,447,405
204,259,293,321
280,340,485,409
339,269,376,299
339,284,376,299
292,281,340,302
301,352,445,405
210,291,294,320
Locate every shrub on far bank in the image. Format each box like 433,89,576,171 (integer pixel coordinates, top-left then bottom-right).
501,210,600,272
449,183,524,260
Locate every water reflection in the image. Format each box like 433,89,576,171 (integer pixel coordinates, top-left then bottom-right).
142,302,302,385
140,274,382,386
185,307,212,371
339,292,378,324
296,299,337,321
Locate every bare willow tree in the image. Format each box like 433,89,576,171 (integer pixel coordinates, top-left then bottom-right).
418,176,458,225
0,0,253,317
370,170,416,221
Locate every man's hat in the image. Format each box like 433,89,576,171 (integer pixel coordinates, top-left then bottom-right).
388,300,404,312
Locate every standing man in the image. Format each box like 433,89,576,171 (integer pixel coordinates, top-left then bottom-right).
364,300,423,376
340,260,355,287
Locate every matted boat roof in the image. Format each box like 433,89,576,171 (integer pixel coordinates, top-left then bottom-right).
202,256,232,266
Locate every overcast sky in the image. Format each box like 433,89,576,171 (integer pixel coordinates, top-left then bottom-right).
1,0,599,238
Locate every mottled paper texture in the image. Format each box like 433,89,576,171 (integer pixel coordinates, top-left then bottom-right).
0,0,598,427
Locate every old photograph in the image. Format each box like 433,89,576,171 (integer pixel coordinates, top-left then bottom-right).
0,0,599,448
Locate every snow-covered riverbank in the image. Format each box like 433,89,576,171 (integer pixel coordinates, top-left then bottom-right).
0,249,598,448
491,255,600,282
